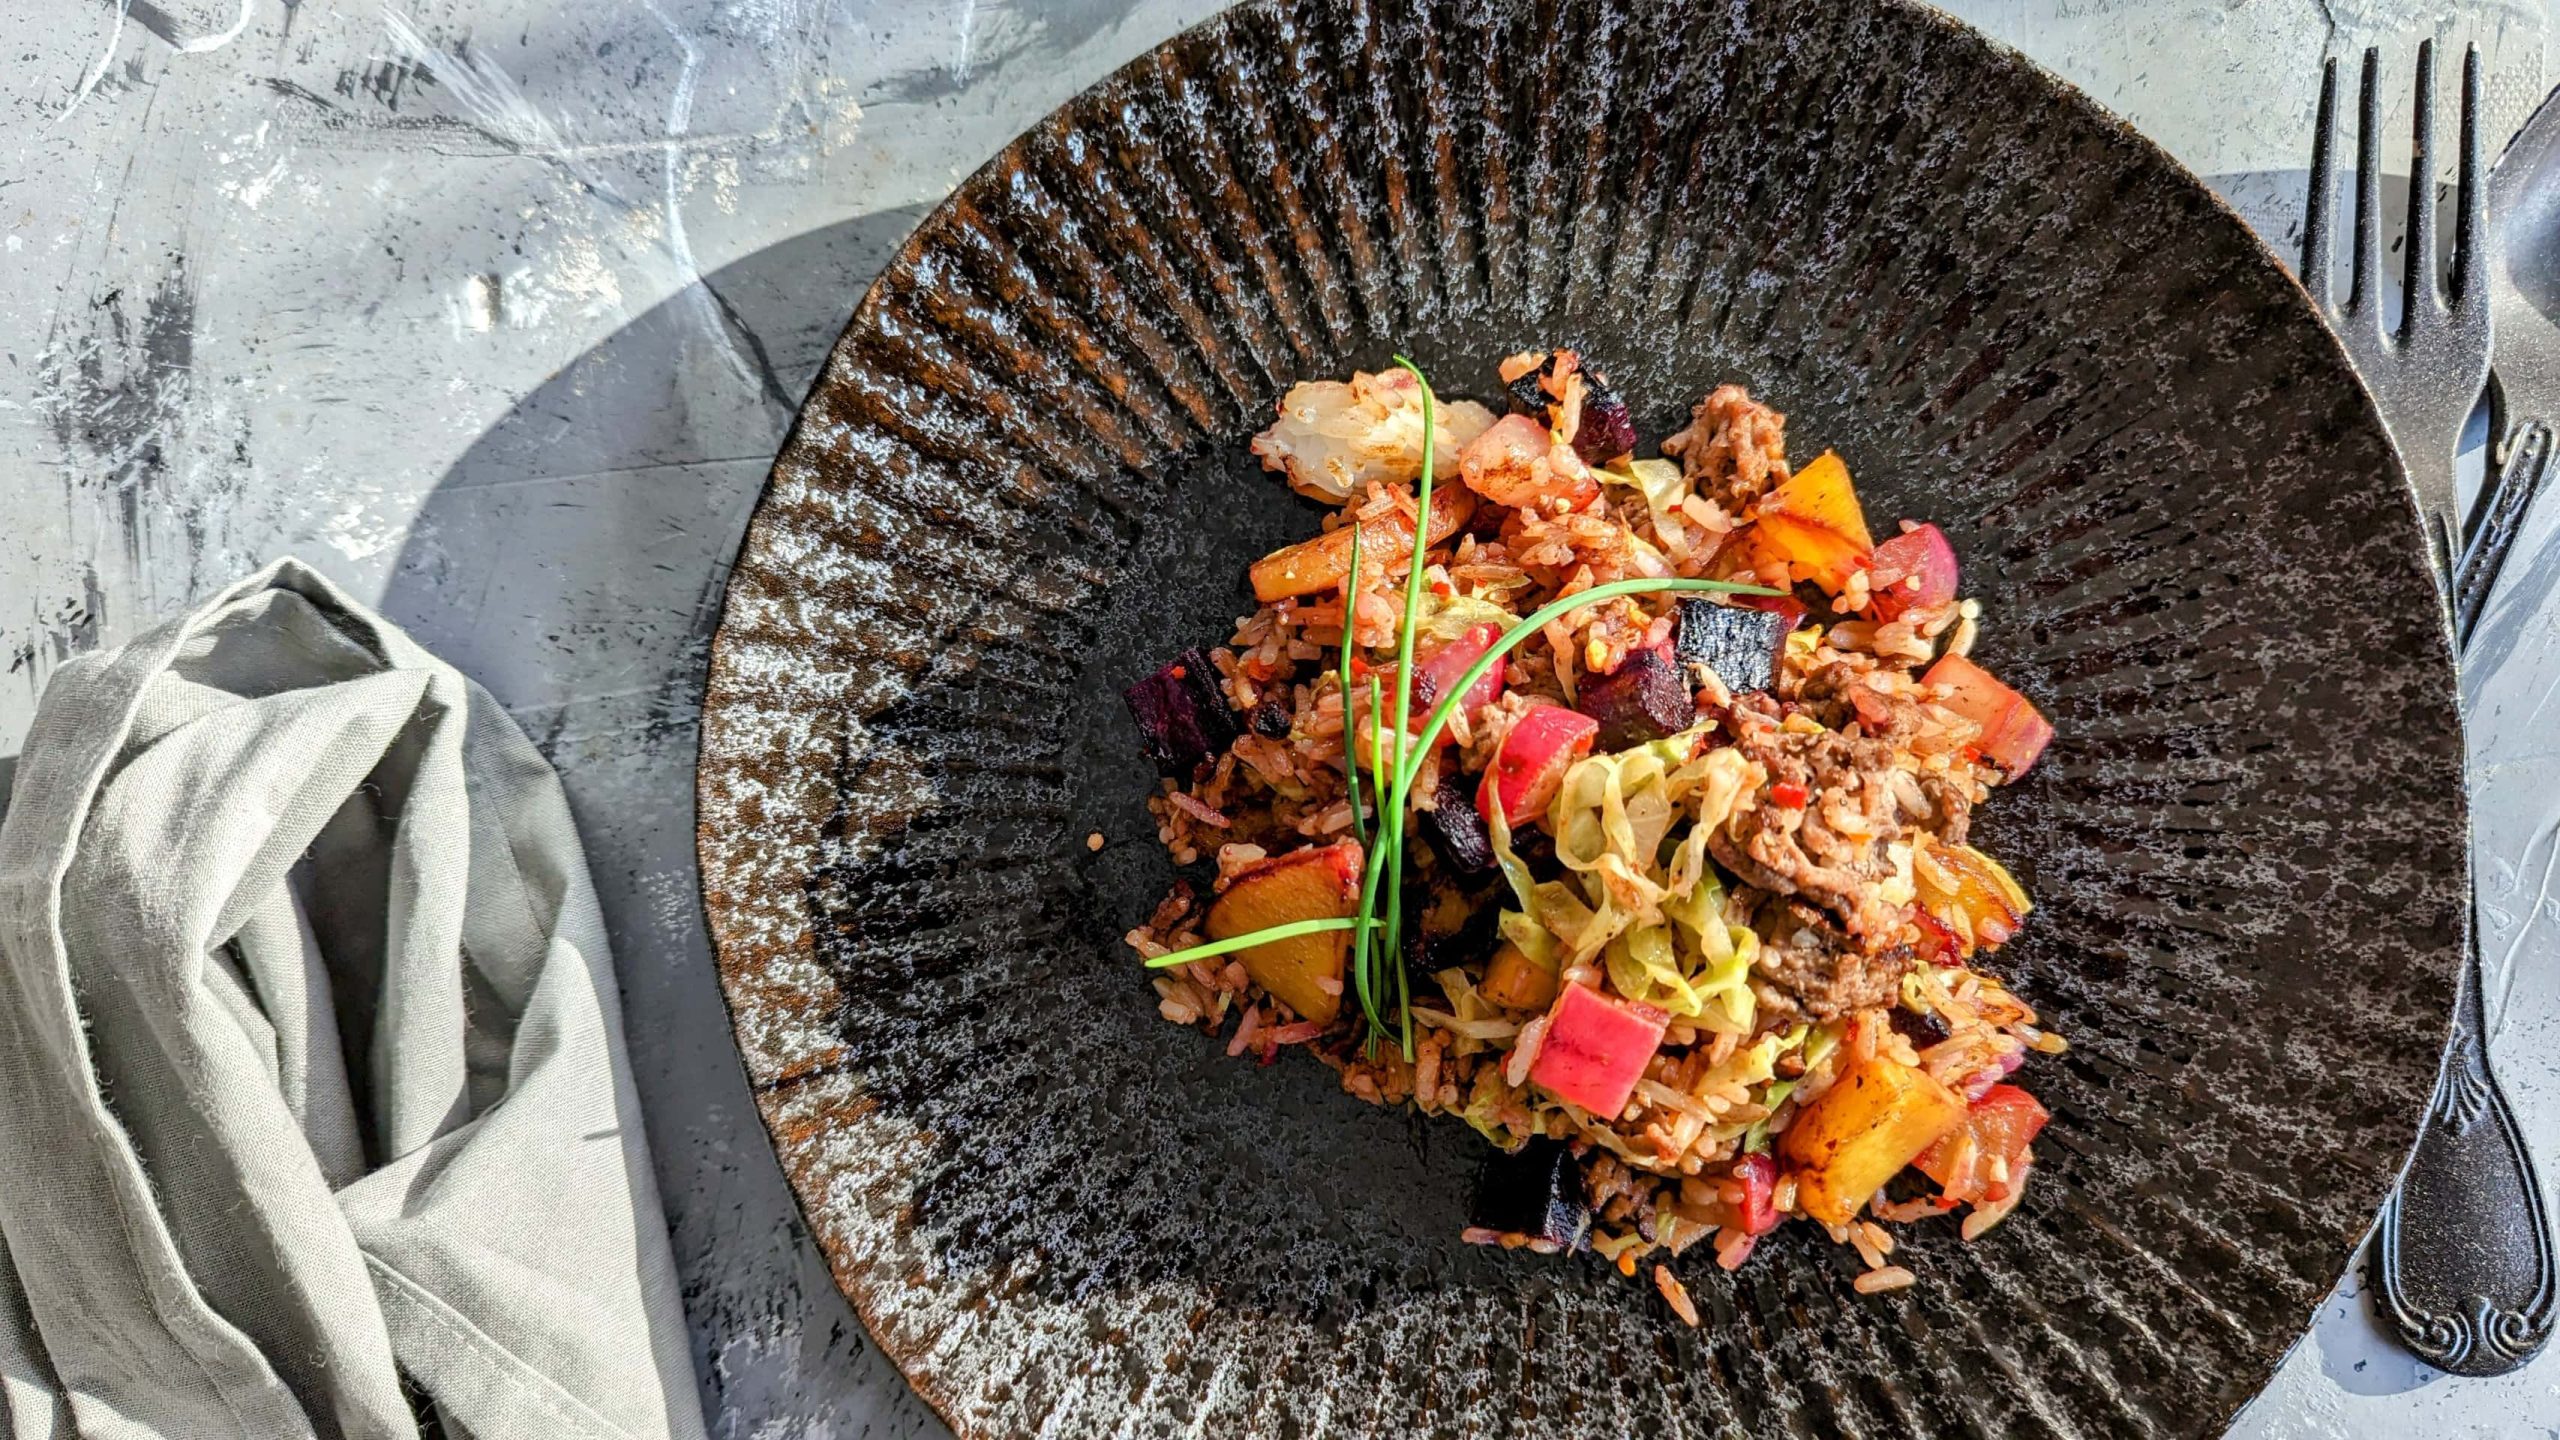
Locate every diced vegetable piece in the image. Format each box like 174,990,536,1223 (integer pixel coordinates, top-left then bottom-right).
1915,1084,2050,1203
1778,1052,1968,1225
1247,486,1477,602
1205,841,1364,1023
1912,840,2033,957
1466,1136,1591,1251
1421,775,1496,874
1673,598,1793,696
1123,647,1239,776
1752,450,1875,594
1529,983,1669,1117
1458,413,1603,512
1573,644,1693,750
1731,1152,1781,1236
1866,523,1960,621
1923,653,2053,778
1504,365,1552,415
1417,623,1507,719
1477,704,1598,827
1574,385,1638,467
1479,939,1561,1011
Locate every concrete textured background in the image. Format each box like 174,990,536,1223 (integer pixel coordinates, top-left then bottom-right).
6,0,2560,1435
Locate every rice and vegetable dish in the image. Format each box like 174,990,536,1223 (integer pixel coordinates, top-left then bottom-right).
1120,350,2060,1305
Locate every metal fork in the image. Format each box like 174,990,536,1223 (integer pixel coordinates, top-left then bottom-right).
2303,42,2489,591
2303,40,2557,1378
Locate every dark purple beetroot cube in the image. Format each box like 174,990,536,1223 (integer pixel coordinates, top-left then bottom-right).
1123,647,1240,776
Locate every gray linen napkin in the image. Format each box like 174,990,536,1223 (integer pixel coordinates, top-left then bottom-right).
0,560,709,1440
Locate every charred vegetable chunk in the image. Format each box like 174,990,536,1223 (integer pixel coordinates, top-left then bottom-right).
1124,648,1239,775
1888,1006,1951,1050
1206,842,1364,1023
1247,695,1293,738
1505,357,1563,416
1573,644,1692,750
1421,775,1496,874
1674,598,1792,695
1779,1052,1968,1225
1466,1136,1591,1251
1751,450,1875,595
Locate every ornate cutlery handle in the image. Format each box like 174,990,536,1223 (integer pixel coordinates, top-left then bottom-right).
2374,915,2558,1375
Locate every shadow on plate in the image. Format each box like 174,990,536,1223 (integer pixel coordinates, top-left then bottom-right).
373,204,950,1439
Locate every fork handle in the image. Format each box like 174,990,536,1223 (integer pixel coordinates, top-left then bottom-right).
2374,922,2558,1376
2404,445,2466,605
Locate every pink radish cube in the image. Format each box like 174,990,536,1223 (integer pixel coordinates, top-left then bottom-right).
1923,653,2053,778
1867,523,1960,620
1477,703,1598,827
1529,983,1668,1118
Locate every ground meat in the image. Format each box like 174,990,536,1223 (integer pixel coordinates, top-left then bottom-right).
1661,385,1790,514
1918,772,1972,848
1750,900,1914,1021
1712,711,1914,940
1787,654,1915,736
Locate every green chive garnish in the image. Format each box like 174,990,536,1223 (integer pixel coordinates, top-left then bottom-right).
1340,523,1369,848
1144,916,1376,968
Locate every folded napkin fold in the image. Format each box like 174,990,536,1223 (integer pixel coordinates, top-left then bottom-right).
0,560,709,1440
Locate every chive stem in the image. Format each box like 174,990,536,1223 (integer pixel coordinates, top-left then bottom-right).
1363,354,1442,1055
1143,915,1375,969
1340,523,1369,847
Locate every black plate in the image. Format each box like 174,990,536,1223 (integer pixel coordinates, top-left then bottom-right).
696,0,2466,1433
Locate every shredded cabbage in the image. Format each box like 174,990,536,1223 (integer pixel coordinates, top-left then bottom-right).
1461,1065,1527,1149
1738,1023,1817,1152
1425,967,1521,1051
1603,457,1689,534
1413,592,1520,647
1499,729,1767,1024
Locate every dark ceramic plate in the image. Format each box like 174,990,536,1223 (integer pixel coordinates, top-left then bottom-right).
696,0,2467,1433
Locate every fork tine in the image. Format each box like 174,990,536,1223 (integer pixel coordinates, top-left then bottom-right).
2305,56,2341,313
2451,43,2486,318
2349,47,2385,329
2402,39,2441,337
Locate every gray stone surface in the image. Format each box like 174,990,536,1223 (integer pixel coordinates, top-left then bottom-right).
2,1,2557,1435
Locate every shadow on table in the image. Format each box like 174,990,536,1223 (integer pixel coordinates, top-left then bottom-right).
375,204,952,1440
